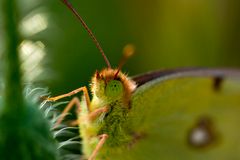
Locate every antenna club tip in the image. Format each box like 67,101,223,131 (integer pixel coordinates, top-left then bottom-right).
123,44,135,58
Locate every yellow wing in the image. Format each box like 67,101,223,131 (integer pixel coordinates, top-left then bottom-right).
111,68,240,160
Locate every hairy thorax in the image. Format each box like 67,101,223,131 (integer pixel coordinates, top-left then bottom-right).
79,97,132,158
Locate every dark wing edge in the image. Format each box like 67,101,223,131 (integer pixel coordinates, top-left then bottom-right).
132,67,240,87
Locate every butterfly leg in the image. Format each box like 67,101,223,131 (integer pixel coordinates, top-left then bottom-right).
68,119,79,126
46,86,91,128
88,134,109,160
47,86,91,111
68,106,108,127
53,97,81,128
88,106,108,121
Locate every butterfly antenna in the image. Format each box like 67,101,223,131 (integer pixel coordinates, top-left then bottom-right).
114,44,135,78
61,0,111,68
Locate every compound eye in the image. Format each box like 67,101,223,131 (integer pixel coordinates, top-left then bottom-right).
105,80,123,97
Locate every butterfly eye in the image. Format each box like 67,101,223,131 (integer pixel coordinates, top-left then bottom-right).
105,80,123,97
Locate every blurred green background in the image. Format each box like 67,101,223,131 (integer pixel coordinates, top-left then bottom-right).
1,0,240,94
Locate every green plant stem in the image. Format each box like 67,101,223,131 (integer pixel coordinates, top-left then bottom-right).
2,0,24,115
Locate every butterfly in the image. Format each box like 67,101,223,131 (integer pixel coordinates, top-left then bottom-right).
47,1,240,160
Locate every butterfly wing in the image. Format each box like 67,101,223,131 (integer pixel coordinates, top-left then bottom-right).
112,68,240,160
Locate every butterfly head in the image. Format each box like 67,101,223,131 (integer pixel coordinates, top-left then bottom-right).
91,44,136,103
91,68,136,103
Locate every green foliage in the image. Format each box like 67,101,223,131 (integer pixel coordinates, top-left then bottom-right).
0,103,57,160
0,0,57,159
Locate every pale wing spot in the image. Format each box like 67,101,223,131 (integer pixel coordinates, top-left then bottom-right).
187,116,217,148
189,128,210,146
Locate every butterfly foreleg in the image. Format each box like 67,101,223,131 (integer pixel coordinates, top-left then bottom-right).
47,86,91,110
88,134,109,160
47,86,91,128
